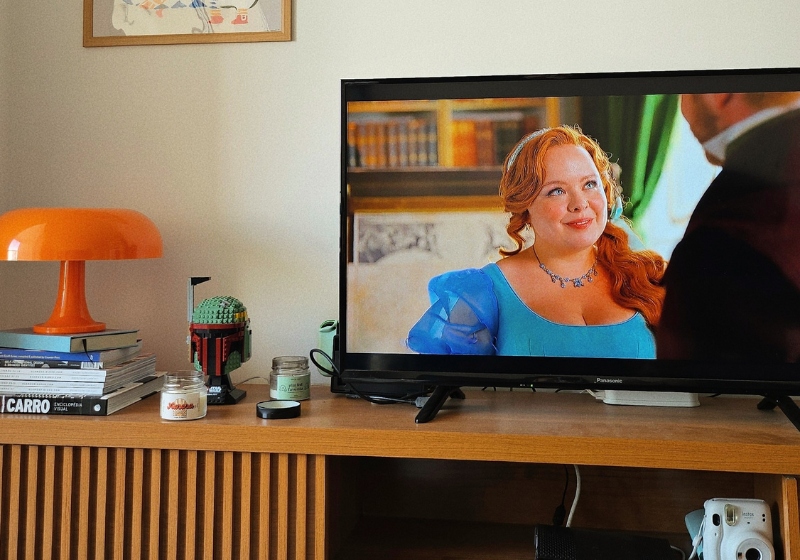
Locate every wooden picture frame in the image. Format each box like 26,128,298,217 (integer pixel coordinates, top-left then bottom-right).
83,0,292,47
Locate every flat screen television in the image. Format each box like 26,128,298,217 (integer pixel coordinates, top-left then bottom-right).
336,68,800,425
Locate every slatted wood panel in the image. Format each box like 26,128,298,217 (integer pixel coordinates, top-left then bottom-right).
0,445,325,560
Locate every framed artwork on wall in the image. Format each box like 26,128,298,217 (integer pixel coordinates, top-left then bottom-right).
83,0,292,47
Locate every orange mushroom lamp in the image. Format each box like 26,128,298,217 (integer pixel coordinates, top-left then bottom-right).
0,208,163,334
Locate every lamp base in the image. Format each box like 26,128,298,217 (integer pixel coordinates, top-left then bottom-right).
33,319,106,335
34,260,106,334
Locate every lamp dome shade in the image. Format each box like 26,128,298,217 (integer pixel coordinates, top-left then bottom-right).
0,208,163,334
0,208,163,261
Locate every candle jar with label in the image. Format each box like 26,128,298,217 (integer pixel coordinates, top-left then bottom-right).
160,370,208,420
270,356,311,401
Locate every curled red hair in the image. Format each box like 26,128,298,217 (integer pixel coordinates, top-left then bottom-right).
498,125,666,328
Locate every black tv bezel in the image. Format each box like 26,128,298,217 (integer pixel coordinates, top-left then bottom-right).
338,67,800,399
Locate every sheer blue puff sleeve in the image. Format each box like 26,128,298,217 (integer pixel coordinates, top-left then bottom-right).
407,268,499,355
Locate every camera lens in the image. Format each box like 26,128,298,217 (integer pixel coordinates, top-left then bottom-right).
745,548,762,560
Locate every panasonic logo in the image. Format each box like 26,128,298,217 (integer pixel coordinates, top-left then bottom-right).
596,377,623,384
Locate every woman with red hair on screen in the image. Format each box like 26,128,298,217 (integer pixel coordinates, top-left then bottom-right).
408,125,666,358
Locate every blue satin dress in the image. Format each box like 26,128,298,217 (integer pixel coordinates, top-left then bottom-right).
407,263,656,358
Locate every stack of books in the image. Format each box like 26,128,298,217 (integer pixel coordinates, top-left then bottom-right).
348,118,438,168
0,327,164,416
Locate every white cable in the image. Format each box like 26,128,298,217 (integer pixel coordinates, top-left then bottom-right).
687,516,705,560
584,389,605,401
671,545,687,560
565,464,581,527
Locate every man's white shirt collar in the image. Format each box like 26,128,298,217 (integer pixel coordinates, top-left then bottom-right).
703,99,800,164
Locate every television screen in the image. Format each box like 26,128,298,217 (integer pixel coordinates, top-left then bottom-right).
338,68,800,422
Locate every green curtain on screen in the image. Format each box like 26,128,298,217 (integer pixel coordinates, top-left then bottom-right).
581,94,679,221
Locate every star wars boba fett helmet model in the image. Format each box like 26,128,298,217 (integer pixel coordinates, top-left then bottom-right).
188,277,252,404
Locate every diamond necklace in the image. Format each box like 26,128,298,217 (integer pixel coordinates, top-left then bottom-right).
532,246,598,288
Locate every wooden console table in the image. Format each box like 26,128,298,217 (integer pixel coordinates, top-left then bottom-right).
0,385,798,559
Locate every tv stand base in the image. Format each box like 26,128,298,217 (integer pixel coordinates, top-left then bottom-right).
415,386,465,423
758,394,800,432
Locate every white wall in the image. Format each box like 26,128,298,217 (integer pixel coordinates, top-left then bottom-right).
0,5,11,304
0,8,9,214
3,0,800,385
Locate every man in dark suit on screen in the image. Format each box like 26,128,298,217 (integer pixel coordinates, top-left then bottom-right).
657,91,800,362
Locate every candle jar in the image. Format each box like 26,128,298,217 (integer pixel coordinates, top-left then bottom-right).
270,356,311,401
160,370,208,420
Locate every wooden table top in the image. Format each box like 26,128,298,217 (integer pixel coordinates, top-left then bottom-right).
1,384,799,474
